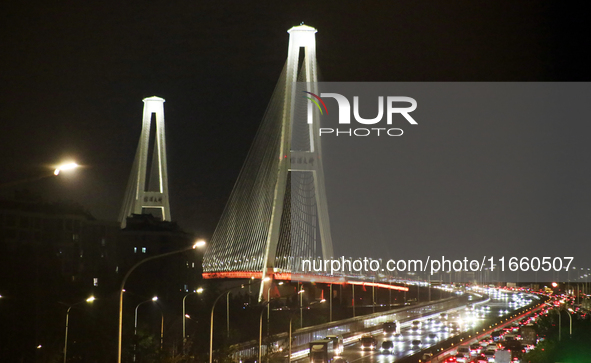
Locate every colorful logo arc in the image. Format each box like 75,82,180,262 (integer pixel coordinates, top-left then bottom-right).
303,91,329,115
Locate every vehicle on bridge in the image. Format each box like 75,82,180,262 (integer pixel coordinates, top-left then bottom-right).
379,340,394,353
309,339,335,363
383,321,399,336
491,330,503,341
360,336,378,350
325,335,343,355
519,324,537,345
470,343,482,356
482,350,495,361
457,346,470,356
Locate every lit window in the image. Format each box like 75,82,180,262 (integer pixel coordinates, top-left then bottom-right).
142,247,146,253
93,278,98,286
134,247,137,253
192,262,195,268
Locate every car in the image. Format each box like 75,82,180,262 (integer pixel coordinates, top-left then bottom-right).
380,340,394,353
333,358,349,363
470,343,481,355
444,357,457,363
428,333,438,339
360,336,377,350
457,347,470,355
486,343,497,351
325,335,344,355
482,351,495,362
411,339,422,346
455,353,467,363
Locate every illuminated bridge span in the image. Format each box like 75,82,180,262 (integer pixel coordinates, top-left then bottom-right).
203,24,334,297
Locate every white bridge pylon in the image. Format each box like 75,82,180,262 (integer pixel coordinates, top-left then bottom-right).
119,96,171,228
202,25,334,302
260,24,334,300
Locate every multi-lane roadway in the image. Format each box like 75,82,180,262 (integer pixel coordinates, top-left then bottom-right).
297,288,539,363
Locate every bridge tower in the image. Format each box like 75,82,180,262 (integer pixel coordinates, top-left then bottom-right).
119,96,171,228
203,25,334,300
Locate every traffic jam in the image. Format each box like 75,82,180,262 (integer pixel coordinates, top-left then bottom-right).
307,287,552,363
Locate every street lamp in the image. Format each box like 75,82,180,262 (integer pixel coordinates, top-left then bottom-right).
133,296,159,362
117,241,206,363
183,287,204,352
54,162,79,176
566,308,574,336
1,160,80,189
209,282,256,363
194,240,206,249
63,296,95,363
259,301,271,363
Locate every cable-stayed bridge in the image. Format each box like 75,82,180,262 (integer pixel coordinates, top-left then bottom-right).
202,25,342,299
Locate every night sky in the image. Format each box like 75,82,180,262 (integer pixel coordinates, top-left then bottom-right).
1,2,589,254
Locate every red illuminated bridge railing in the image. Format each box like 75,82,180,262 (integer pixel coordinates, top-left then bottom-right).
202,271,409,291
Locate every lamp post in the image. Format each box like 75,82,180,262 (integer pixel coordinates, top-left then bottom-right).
566,308,574,336
558,308,562,341
372,284,375,313
133,296,158,362
210,281,256,363
298,284,305,327
182,287,203,352
352,284,355,317
329,283,332,322
63,296,95,363
258,300,271,363
117,240,206,363
1,161,79,189
288,314,295,363
260,290,303,363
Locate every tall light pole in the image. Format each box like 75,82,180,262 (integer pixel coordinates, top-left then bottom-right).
63,296,94,363
210,281,257,363
558,307,562,341
329,283,332,322
1,161,79,189
566,308,573,336
259,300,271,363
372,285,375,313
261,290,302,363
133,296,158,362
288,314,295,363
118,240,206,363
53,162,79,176
299,284,305,327
182,287,203,352
352,284,355,317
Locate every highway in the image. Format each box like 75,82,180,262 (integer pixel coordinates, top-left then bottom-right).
295,288,539,363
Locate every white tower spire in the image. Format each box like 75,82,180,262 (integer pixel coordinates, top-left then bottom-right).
119,96,171,228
